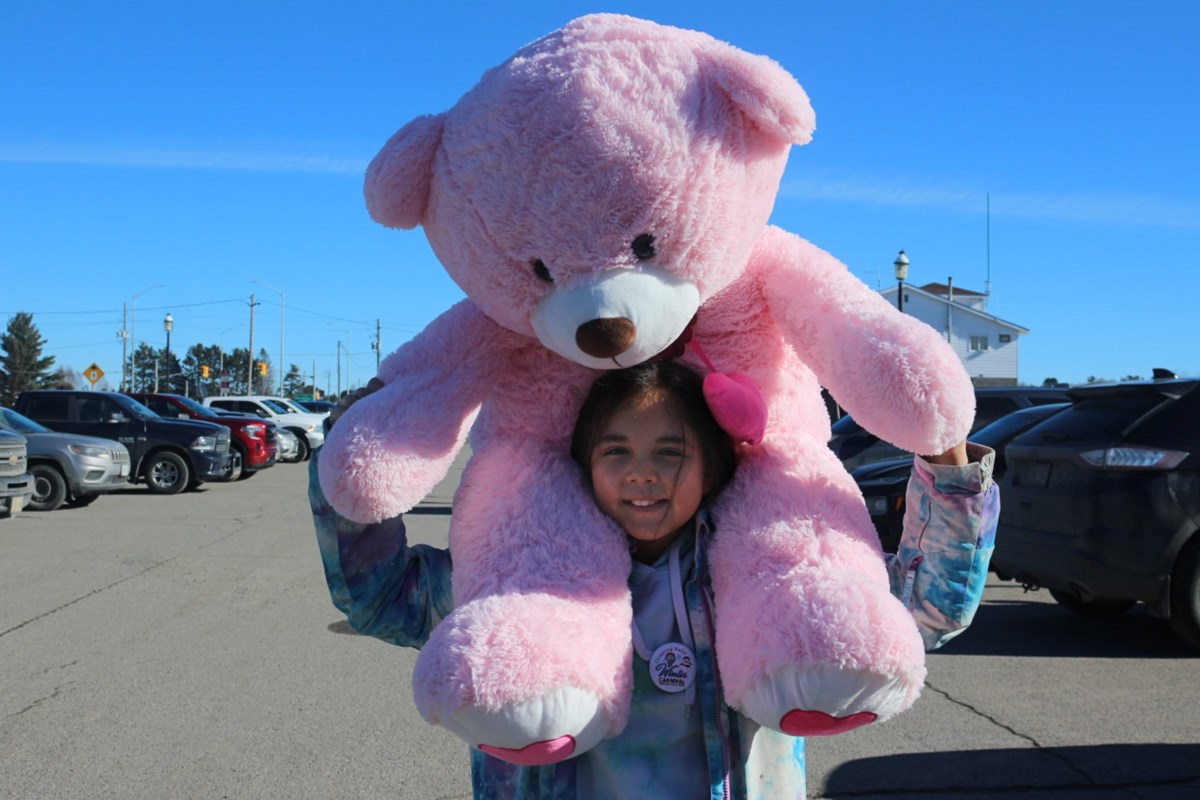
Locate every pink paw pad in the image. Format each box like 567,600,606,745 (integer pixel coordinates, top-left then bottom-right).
779,709,877,736
478,735,577,766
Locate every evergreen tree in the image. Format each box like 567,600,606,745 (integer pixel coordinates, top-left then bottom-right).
0,312,64,405
252,348,273,395
282,363,306,397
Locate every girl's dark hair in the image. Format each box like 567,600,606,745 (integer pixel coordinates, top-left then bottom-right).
571,360,737,504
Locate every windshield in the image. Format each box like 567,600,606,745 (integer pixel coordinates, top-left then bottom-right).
116,394,159,420
175,395,220,418
0,406,51,433
272,398,308,414
262,399,292,414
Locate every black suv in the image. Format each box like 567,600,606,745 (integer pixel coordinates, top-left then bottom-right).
829,386,1072,470
992,376,1200,648
15,391,232,495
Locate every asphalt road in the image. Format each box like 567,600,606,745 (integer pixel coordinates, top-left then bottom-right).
2,454,1197,799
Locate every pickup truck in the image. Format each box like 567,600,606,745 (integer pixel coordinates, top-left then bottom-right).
127,393,277,481
15,391,231,495
0,428,33,517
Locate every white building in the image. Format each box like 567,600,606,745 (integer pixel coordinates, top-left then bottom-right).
879,281,1028,387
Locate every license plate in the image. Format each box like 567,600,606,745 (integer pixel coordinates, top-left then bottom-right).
119,464,130,477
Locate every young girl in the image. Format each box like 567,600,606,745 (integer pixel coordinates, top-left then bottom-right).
311,360,998,799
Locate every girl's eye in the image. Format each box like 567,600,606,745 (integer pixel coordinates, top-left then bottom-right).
631,233,656,261
531,259,553,283
600,446,629,457
659,448,685,458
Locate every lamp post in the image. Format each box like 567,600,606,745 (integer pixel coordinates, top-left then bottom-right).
163,312,174,392
129,284,164,392
894,250,909,313
252,280,285,395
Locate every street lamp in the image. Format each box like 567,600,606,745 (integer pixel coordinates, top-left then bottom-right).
163,312,174,390
129,283,164,392
894,250,909,313
252,280,285,395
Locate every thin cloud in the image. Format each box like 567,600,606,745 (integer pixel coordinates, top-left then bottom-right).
781,177,1200,229
0,142,366,175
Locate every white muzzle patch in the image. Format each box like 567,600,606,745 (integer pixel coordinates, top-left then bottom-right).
530,267,700,369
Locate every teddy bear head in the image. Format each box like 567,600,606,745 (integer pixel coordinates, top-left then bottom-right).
365,14,816,368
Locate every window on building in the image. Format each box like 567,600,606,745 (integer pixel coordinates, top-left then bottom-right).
970,335,989,351
999,334,1012,344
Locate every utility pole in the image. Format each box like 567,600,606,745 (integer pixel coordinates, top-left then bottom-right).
117,303,130,391
374,319,382,371
247,294,259,393
336,341,342,397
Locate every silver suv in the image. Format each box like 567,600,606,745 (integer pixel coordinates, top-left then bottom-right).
1,406,131,511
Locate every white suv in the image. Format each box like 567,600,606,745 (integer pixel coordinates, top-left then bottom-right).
202,396,325,461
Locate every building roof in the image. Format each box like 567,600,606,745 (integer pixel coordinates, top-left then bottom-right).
880,283,1030,334
918,282,986,297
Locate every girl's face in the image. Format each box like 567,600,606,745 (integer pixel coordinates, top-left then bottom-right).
589,392,710,564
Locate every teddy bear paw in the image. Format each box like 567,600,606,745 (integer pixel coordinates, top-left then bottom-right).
440,686,612,766
736,663,917,737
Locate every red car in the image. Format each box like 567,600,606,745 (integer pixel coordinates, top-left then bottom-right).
127,393,277,480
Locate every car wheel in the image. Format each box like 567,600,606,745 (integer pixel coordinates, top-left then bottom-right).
289,431,311,462
224,449,244,482
1049,588,1135,619
29,464,68,512
144,452,190,495
67,493,100,508
1169,538,1200,649
236,467,256,480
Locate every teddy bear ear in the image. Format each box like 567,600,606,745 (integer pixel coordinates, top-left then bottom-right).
363,113,445,229
703,45,816,146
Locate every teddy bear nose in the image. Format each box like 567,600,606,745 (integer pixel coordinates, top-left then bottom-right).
576,318,638,359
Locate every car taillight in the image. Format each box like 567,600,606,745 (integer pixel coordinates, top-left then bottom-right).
1078,446,1188,470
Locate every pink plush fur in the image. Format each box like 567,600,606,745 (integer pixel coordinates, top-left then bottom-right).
321,14,974,761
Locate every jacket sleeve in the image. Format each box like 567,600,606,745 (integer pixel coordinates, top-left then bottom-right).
885,443,999,650
309,447,454,648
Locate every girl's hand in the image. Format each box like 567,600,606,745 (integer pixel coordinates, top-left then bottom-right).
327,377,385,430
923,440,969,467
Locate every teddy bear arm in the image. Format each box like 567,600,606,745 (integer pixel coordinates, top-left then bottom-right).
757,228,974,455
318,302,515,523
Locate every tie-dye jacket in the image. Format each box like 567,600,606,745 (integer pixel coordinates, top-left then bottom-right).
309,443,998,800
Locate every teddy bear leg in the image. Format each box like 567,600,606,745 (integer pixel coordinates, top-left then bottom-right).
709,436,927,736
411,445,634,764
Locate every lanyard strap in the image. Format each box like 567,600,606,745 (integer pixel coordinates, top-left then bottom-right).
630,537,697,706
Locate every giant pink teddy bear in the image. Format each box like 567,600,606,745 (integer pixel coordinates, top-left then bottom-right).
319,14,974,765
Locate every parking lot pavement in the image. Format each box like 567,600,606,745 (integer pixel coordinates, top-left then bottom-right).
3,455,1198,799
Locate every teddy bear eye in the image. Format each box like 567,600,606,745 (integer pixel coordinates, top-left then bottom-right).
531,259,553,283
631,233,656,261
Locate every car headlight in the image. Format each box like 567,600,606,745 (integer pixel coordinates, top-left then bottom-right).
190,435,218,452
69,444,111,458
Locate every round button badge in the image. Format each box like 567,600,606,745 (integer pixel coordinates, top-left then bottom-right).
648,643,696,693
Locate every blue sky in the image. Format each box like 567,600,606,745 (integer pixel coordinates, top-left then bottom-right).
3,1,1198,393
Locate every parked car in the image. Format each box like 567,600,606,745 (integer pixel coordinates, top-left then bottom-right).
14,391,232,495
267,396,330,419
853,402,1071,553
273,428,302,463
0,406,130,511
829,386,1073,470
297,399,337,414
992,375,1200,648
127,393,277,481
201,396,324,461
0,428,33,518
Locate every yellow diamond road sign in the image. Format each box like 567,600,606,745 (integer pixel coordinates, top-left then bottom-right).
83,363,104,385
